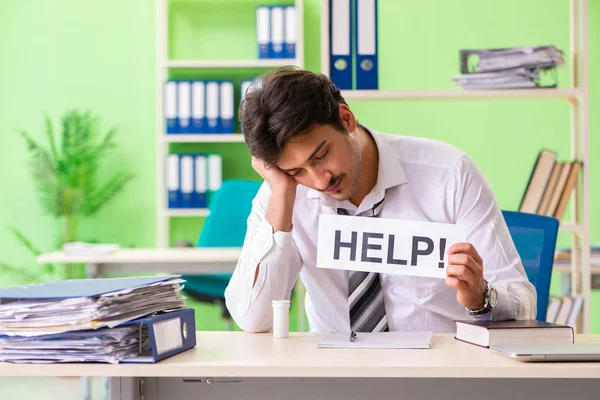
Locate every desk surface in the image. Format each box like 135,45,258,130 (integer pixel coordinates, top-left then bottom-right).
1,332,599,379
36,248,242,264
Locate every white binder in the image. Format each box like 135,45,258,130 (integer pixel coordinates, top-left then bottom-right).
177,81,191,133
205,81,220,134
166,154,180,208
330,0,352,89
164,81,177,134
191,81,205,134
256,6,270,59
194,154,208,208
207,154,223,203
180,154,194,208
284,6,297,59
270,7,285,58
220,81,234,134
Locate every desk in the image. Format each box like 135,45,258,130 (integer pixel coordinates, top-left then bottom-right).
36,248,242,278
1,333,599,400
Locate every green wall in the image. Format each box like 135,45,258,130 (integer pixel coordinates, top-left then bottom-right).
0,0,598,331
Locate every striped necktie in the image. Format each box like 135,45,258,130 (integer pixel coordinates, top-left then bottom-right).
337,197,389,333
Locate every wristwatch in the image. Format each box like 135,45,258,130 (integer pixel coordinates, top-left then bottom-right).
467,280,497,316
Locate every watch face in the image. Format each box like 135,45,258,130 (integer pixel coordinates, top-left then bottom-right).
489,286,498,307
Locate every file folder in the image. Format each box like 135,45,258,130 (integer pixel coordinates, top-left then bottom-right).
284,6,297,59
206,81,220,134
167,154,181,209
193,154,208,208
180,154,194,208
241,79,253,103
330,0,352,89
220,81,234,134
354,0,378,89
208,154,222,205
191,81,206,134
0,275,178,300
164,81,178,134
177,81,192,133
256,6,270,59
270,7,285,58
120,308,196,364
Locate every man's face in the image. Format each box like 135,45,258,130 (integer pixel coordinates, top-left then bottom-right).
276,123,362,201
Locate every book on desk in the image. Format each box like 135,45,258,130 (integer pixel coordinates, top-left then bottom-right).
454,319,574,348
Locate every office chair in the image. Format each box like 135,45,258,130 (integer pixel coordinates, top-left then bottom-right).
182,179,262,330
502,210,559,321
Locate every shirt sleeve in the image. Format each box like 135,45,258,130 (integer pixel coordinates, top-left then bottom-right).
224,182,303,332
448,155,537,321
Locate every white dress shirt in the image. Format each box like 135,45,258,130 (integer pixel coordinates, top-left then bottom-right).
225,127,537,333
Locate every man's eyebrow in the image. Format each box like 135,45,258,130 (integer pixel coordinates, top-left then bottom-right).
278,140,328,173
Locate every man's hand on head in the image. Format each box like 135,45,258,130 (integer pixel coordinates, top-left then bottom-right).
444,242,487,309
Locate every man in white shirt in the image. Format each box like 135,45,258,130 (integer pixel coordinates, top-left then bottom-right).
225,67,536,333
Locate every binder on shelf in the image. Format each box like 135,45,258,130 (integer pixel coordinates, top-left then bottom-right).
165,81,178,134
270,6,285,58
220,81,234,134
191,81,206,134
208,154,223,205
241,79,254,103
177,81,192,133
284,6,297,59
354,0,378,89
256,6,270,59
167,154,180,209
120,308,196,364
330,0,352,89
206,81,220,134
194,154,208,209
180,154,194,208
519,149,557,214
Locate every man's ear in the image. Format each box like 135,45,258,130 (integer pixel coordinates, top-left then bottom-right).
339,103,358,133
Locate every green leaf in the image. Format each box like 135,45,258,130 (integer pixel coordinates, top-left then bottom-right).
83,171,134,216
44,114,59,164
0,262,44,283
9,226,43,257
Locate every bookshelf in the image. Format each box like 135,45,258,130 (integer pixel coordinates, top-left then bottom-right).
155,0,305,246
321,0,592,332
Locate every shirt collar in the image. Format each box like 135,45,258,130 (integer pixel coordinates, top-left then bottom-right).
306,126,408,210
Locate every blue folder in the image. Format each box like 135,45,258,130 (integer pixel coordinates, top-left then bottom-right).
329,0,352,89
120,308,197,364
354,0,378,89
0,275,178,300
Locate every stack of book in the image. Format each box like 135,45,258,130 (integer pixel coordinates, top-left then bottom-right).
452,45,564,89
0,276,195,364
546,295,584,327
518,149,581,219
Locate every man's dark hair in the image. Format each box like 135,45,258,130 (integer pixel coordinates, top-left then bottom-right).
239,66,347,166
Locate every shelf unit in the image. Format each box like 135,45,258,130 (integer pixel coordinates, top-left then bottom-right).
321,0,591,332
156,0,305,248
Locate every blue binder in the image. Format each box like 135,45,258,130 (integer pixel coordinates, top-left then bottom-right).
120,308,197,364
205,81,220,134
191,81,206,134
220,81,234,134
256,6,270,59
270,6,285,58
165,81,178,134
167,154,181,209
193,154,208,208
179,154,195,208
329,0,352,89
177,81,192,133
354,0,378,89
284,6,296,59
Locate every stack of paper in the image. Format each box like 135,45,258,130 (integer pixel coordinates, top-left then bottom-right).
452,45,564,89
0,276,187,363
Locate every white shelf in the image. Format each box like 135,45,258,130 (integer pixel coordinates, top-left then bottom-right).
340,88,583,101
559,224,585,234
163,134,246,143
164,209,210,217
165,59,298,69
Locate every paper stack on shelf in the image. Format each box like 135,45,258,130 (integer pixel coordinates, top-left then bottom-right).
452,45,564,89
0,276,192,364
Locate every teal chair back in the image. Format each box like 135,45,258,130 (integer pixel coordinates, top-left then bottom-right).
502,210,559,321
182,179,262,300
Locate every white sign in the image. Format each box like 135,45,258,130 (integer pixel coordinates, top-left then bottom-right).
316,214,465,279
